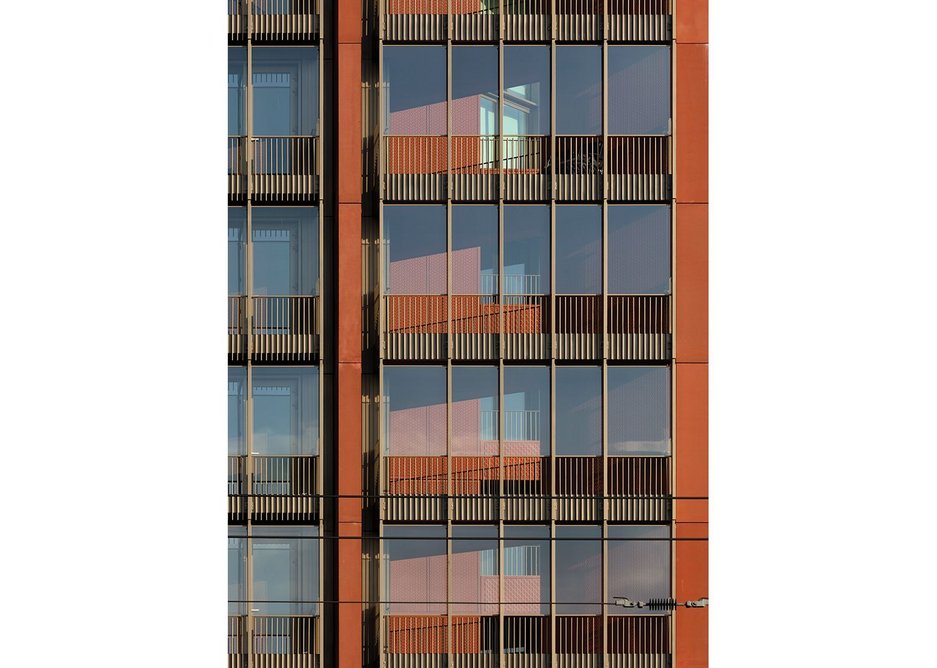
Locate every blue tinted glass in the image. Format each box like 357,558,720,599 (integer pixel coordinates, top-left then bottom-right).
607,525,671,613
383,525,447,614
453,47,499,135
228,47,246,135
383,366,447,456
252,207,319,295
503,46,550,135
383,46,447,135
555,367,601,455
228,208,246,295
229,367,247,456
252,526,319,615
556,47,601,134
555,526,602,614
383,205,447,294
608,46,671,135
607,366,670,455
251,367,319,455
608,206,670,294
503,366,550,456
252,47,319,136
504,525,550,615
452,366,498,455
555,206,601,294
503,206,550,294
453,206,498,295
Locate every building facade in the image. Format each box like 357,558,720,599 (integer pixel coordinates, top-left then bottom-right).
228,1,707,666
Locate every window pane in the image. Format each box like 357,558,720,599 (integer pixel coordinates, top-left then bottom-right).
453,206,498,295
556,47,601,134
252,526,319,615
608,46,670,135
503,206,549,295
453,47,499,135
229,367,247,456
252,207,319,296
228,528,247,614
383,206,447,294
555,526,601,614
608,367,670,455
503,367,550,457
503,46,550,135
555,206,601,294
608,206,670,294
383,525,447,614
607,526,671,612
384,366,447,456
252,367,319,456
452,366,498,456
229,208,246,295
504,526,550,615
228,47,246,135
451,526,499,615
556,367,601,455
383,46,447,135
252,47,319,136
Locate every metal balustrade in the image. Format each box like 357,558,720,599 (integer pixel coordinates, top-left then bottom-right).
380,615,669,666
503,0,550,41
228,615,321,668
607,136,671,202
382,135,668,202
383,294,668,361
607,0,671,42
383,0,498,42
555,0,602,42
227,296,320,361
606,456,671,521
228,0,321,42
382,454,668,522
227,455,319,522
228,137,320,202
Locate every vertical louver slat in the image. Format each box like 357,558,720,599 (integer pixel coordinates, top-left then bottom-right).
607,136,670,202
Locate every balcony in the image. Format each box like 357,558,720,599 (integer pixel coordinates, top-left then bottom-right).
381,454,669,522
381,615,670,667
382,295,668,361
228,296,320,362
381,135,669,202
381,0,671,43
228,455,320,523
228,137,320,203
228,614,320,668
383,0,498,42
228,0,321,43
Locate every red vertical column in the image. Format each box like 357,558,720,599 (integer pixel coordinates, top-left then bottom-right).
337,0,362,666
674,1,708,667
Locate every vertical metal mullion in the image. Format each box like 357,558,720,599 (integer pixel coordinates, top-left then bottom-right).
378,364,386,668
601,360,608,661
497,358,505,663
446,360,453,664
447,34,453,361
600,27,610,663
245,359,254,668
549,360,556,667
668,3,677,660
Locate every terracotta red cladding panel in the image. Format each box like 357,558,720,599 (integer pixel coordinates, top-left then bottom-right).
676,0,709,44
676,43,709,204
675,203,708,363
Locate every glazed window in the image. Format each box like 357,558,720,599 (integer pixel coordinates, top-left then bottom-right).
607,46,671,135
607,205,670,295
383,206,447,295
556,47,601,135
383,46,447,135
607,366,671,455
252,47,319,136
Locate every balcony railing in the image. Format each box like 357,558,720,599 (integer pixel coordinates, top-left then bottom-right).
381,615,670,666
383,0,498,42
382,294,668,361
382,135,669,202
228,455,319,522
228,136,319,202
381,454,668,521
228,295,320,362
382,0,671,42
228,614,320,668
229,0,321,42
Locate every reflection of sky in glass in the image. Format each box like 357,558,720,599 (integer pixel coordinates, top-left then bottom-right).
383,206,446,294
451,525,499,614
608,206,670,294
452,367,499,455
555,206,601,294
252,207,319,295
503,46,550,134
608,366,670,455
503,366,550,456
384,366,447,456
383,46,447,135
228,367,247,455
556,367,601,455
504,525,550,615
453,47,499,135
556,47,601,134
251,526,319,615
383,525,447,614
607,525,671,613
555,526,602,613
251,367,319,456
252,47,319,136
504,206,550,294
608,46,671,135
228,47,246,135
453,206,498,294
228,208,246,295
